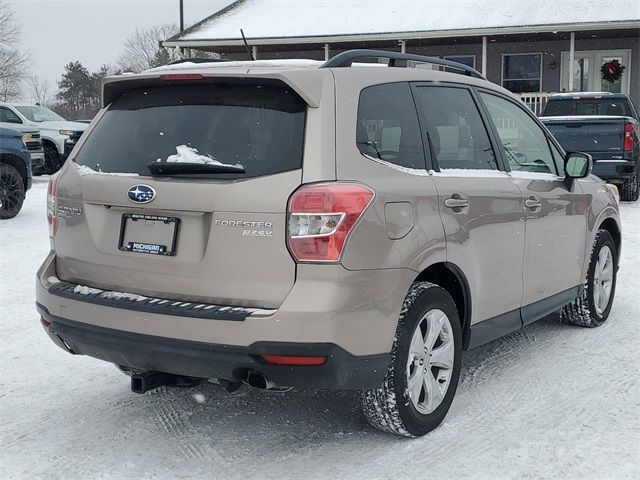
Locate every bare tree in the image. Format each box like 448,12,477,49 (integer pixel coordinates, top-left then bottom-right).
117,23,181,73
0,0,31,100
29,75,55,106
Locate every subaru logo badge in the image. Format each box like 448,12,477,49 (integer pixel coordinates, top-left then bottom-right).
128,184,156,203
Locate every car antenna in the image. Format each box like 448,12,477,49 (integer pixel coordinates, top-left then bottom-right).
240,29,255,61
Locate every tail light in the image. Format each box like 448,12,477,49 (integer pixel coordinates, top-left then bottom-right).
47,174,60,237
160,74,206,82
287,183,374,262
623,123,634,152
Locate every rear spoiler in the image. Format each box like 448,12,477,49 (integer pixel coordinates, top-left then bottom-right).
102,70,324,108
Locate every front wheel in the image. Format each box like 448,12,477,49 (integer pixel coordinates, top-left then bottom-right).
42,143,62,175
361,282,462,437
0,164,26,219
562,230,617,327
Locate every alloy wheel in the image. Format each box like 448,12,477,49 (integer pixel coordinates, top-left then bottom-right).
406,308,455,414
593,245,614,315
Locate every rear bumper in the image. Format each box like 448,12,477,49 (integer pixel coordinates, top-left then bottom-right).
36,252,415,389
592,159,637,181
37,303,388,389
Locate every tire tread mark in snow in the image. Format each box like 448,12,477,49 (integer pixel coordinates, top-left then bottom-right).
152,390,206,460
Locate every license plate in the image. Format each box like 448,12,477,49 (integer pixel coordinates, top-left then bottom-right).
118,213,180,256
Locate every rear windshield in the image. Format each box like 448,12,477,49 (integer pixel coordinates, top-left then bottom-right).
543,98,632,117
74,84,306,179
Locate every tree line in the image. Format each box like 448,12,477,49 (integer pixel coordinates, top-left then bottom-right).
0,1,217,120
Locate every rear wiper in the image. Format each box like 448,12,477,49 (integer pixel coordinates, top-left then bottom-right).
146,162,245,175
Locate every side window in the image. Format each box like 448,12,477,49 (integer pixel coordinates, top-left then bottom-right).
356,83,425,170
0,107,22,124
479,92,558,175
412,86,497,170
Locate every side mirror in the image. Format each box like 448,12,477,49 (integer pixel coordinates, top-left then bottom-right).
564,152,592,189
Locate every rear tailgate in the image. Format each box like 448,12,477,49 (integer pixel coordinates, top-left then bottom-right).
541,116,627,158
52,80,317,309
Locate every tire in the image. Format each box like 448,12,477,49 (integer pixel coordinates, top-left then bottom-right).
361,282,462,437
561,230,617,327
619,174,639,202
42,143,61,175
0,164,26,219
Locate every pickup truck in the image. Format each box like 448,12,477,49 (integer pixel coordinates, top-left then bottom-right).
0,102,87,175
0,126,32,219
540,92,639,201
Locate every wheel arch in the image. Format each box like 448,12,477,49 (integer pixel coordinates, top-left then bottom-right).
0,154,28,188
42,138,62,155
413,261,472,350
598,216,621,262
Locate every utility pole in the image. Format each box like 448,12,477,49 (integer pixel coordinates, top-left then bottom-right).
179,0,184,31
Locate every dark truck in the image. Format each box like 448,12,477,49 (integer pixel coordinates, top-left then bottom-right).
0,126,32,219
540,92,640,201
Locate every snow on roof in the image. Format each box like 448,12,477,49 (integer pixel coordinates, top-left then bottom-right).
149,59,323,72
169,0,640,44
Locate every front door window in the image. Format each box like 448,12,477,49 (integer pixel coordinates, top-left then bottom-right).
572,57,590,92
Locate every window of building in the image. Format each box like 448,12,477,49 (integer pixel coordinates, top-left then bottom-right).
444,55,476,68
502,54,542,93
413,86,497,170
356,82,425,170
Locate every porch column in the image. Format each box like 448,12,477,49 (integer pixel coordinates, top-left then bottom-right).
252,45,258,60
324,43,330,61
481,36,487,75
568,32,575,91
400,40,406,54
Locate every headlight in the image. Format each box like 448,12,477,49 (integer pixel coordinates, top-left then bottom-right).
605,183,620,205
21,133,31,146
59,129,73,136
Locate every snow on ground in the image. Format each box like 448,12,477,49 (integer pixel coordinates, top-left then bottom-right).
1,178,638,480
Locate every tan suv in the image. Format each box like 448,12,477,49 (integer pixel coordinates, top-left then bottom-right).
36,50,622,437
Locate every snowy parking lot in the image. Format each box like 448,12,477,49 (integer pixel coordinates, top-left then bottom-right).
1,177,639,480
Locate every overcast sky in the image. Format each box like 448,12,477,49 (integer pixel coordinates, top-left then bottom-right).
8,0,233,94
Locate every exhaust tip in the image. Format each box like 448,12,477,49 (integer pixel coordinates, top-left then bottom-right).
246,371,274,390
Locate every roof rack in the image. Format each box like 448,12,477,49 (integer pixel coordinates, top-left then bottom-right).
321,49,485,79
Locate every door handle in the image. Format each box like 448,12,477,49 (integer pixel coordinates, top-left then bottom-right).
524,197,542,210
444,196,470,210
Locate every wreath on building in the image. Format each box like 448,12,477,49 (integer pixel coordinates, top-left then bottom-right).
601,59,625,83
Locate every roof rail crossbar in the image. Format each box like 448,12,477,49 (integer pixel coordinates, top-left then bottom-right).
320,49,485,79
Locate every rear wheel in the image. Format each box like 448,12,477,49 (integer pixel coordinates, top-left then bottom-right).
0,164,25,219
562,230,617,327
619,174,639,202
361,282,462,437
